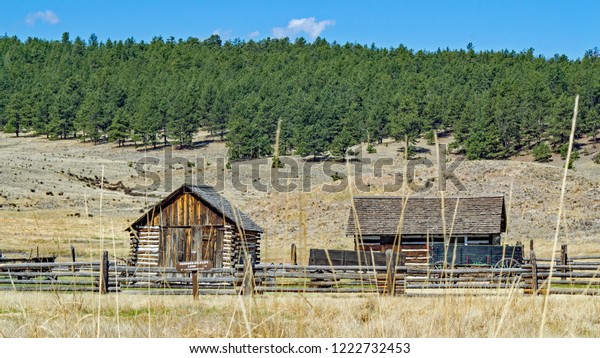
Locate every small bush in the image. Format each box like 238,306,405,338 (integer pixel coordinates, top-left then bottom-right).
568,150,580,169
366,144,377,154
571,149,580,161
593,153,600,164
557,144,579,169
558,144,568,159
448,141,462,154
401,145,416,159
532,143,552,162
331,172,344,181
272,156,283,168
425,130,436,145
557,144,579,161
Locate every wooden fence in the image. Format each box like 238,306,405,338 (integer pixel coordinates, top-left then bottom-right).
1,248,599,297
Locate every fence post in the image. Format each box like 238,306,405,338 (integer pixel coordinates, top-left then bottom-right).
100,251,109,294
291,243,297,265
560,244,568,281
529,240,534,255
384,249,396,296
70,245,76,272
192,272,199,300
242,256,255,296
398,254,406,295
529,251,538,295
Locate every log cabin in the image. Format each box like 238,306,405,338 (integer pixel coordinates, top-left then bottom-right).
127,184,263,269
346,196,507,265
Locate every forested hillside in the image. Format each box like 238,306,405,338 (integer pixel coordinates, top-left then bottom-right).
1,33,599,161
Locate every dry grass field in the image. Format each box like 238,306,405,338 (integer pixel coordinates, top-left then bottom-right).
0,292,599,338
1,131,600,337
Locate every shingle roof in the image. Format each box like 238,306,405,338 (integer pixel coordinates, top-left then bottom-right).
186,185,263,232
129,184,263,232
346,196,506,236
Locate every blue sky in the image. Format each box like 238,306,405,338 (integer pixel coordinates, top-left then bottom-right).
1,0,598,59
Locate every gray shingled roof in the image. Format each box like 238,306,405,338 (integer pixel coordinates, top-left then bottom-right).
186,185,263,232
346,196,506,236
130,184,263,232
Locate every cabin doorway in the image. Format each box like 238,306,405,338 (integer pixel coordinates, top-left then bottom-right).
159,226,224,267
160,227,192,266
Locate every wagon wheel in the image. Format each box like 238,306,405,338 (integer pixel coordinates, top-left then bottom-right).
430,261,452,280
433,261,446,270
494,258,521,277
494,258,521,269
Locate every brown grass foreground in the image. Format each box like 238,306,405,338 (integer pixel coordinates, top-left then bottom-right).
0,292,598,338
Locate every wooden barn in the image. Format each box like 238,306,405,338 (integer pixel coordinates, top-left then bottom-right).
346,196,507,265
127,184,263,269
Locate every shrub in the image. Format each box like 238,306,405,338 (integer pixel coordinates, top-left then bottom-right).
571,149,580,161
568,150,579,169
593,153,600,164
532,143,552,162
425,130,436,146
448,141,462,154
366,144,377,154
557,144,579,169
557,143,579,161
272,156,283,168
331,172,344,181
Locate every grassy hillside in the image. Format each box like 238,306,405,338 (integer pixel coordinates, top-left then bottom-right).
1,131,599,263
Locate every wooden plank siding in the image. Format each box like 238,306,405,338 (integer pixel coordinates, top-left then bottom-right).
128,185,263,270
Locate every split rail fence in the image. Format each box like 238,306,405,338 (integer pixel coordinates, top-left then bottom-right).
1,247,599,297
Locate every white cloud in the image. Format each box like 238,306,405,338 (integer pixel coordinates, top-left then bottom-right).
272,17,335,39
248,31,260,39
212,28,232,38
25,10,60,26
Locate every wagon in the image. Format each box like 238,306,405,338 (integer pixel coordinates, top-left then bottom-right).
429,243,523,269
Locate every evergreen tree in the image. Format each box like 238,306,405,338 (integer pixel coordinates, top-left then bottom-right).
4,92,30,136
48,77,82,139
108,108,130,146
548,94,576,149
208,89,230,141
169,82,201,149
0,34,598,164
532,143,552,162
388,95,423,154
76,90,108,143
